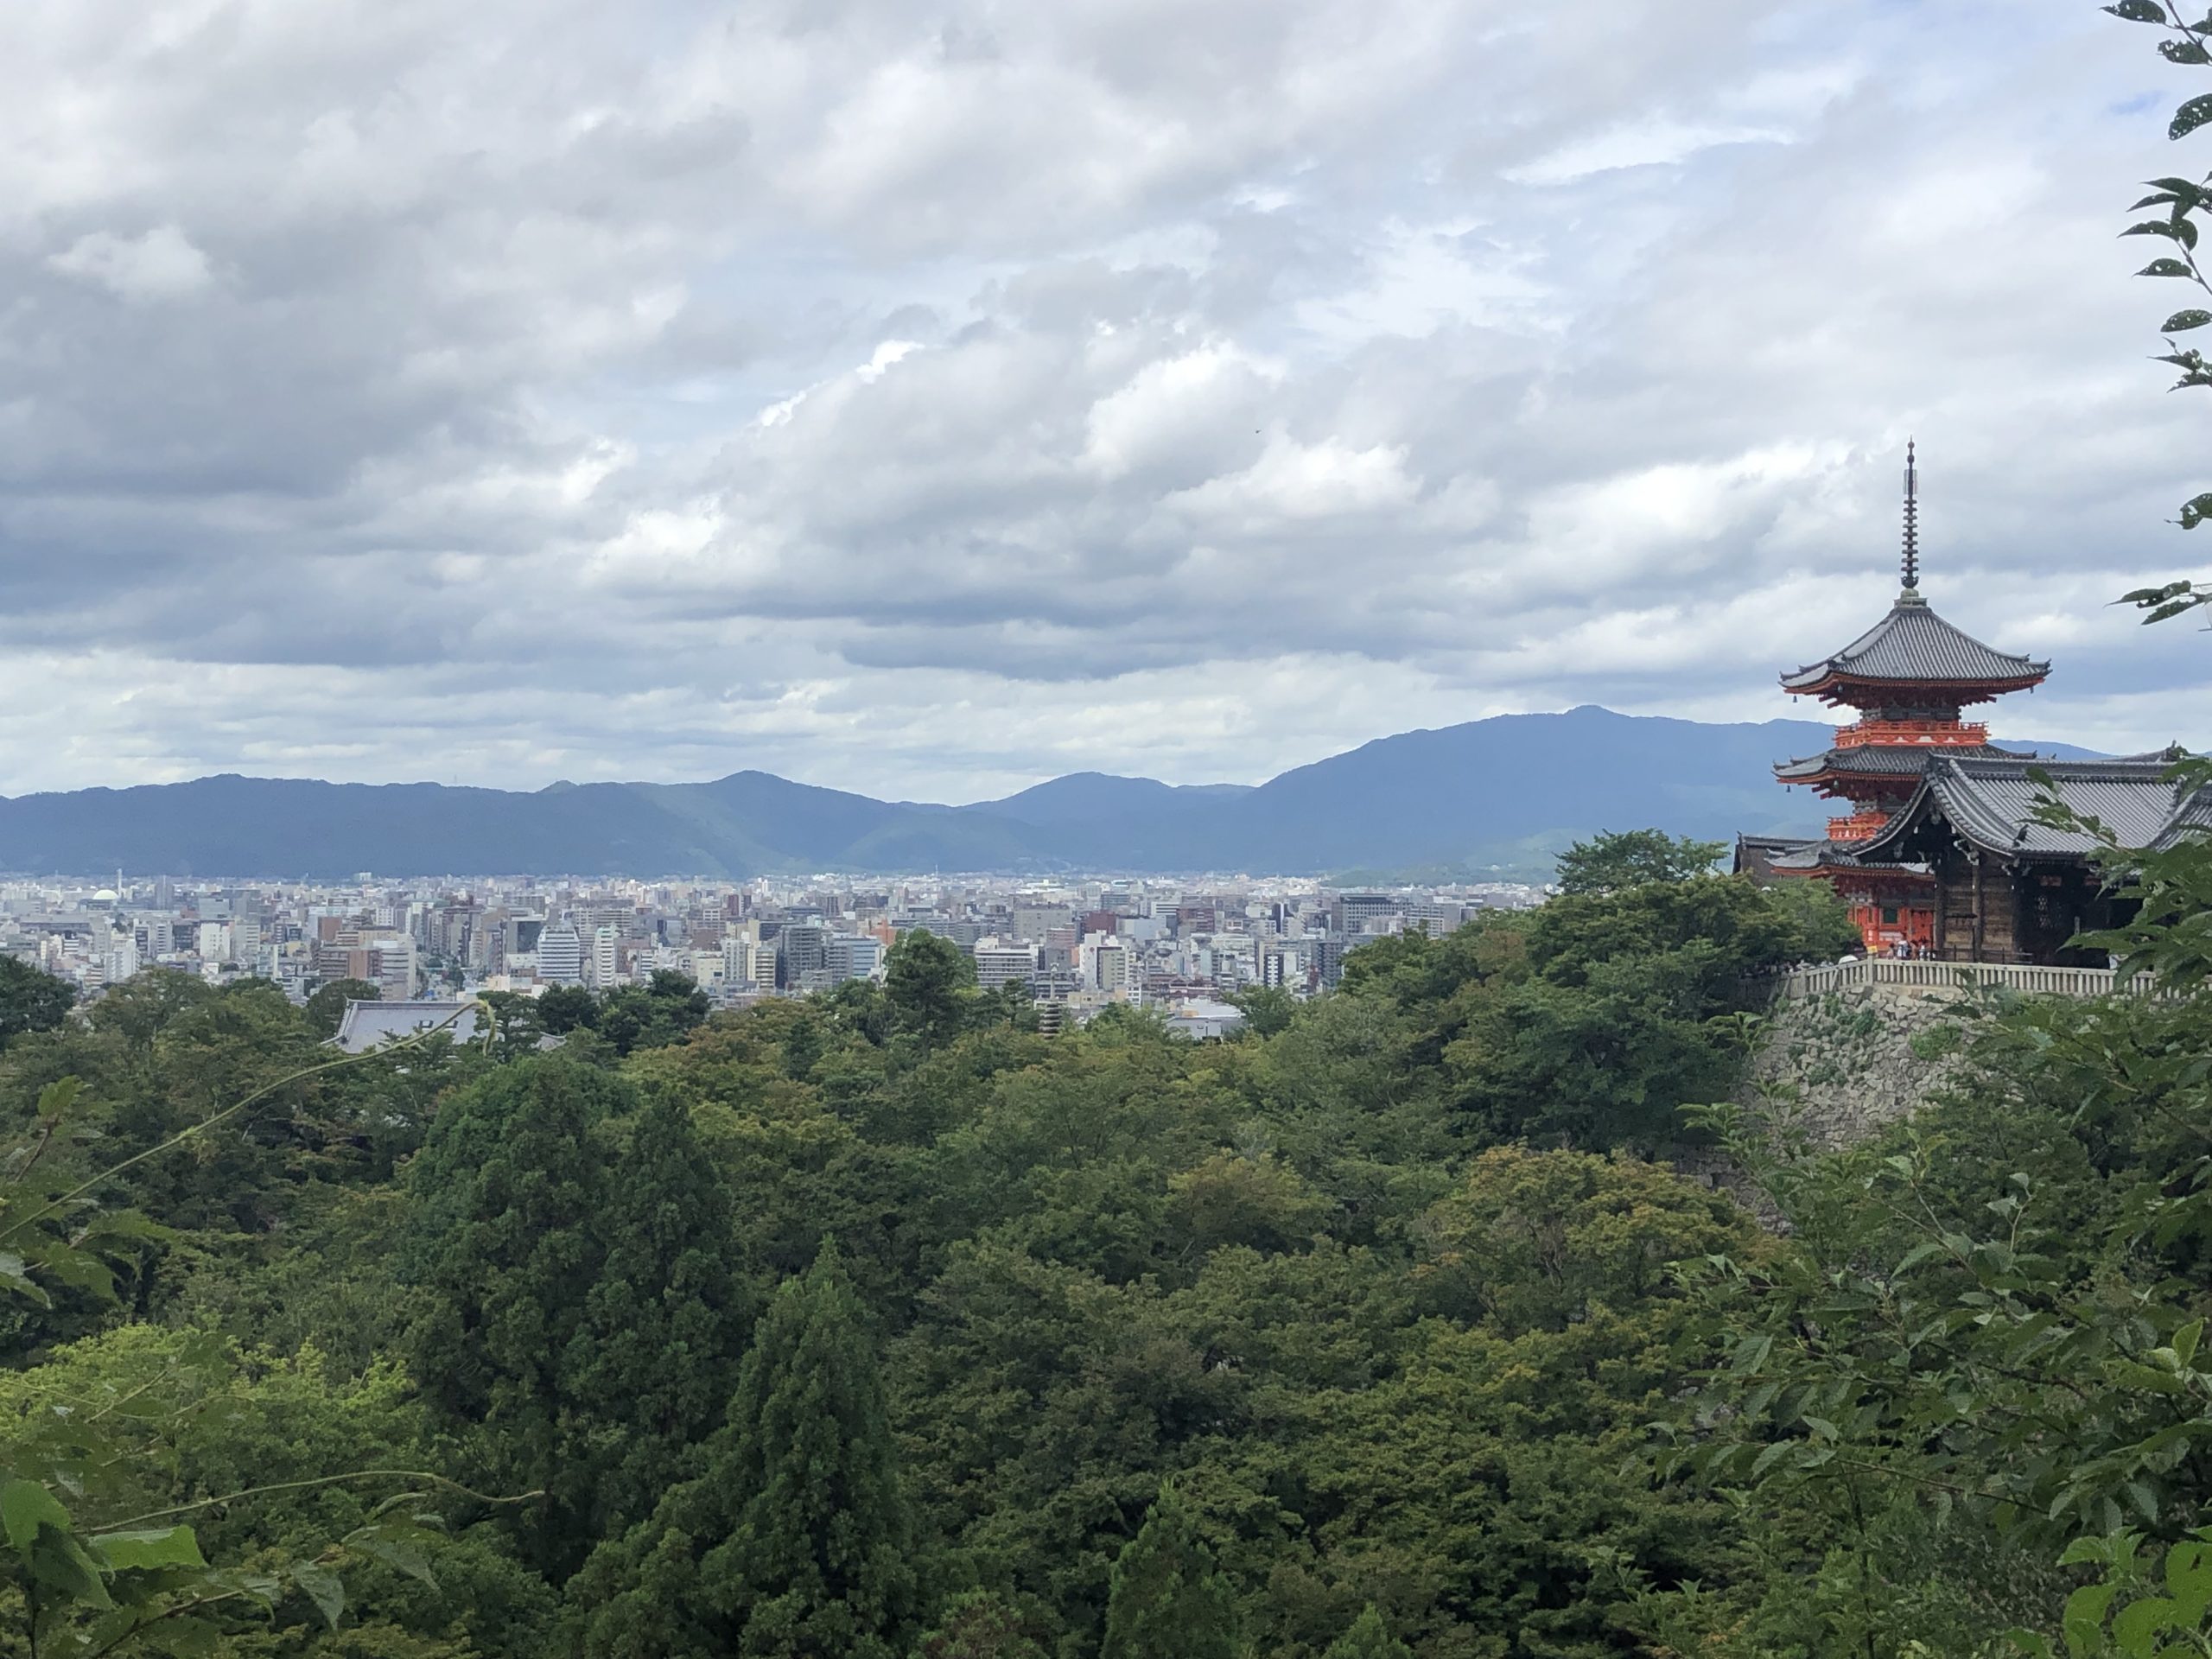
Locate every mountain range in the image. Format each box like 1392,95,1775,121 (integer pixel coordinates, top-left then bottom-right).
0,706,2110,881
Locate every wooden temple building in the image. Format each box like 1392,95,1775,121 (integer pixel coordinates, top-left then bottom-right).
1738,445,2211,963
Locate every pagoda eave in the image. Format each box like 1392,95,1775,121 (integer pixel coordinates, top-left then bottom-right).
1783,672,2048,708
1796,776,1921,800
1772,859,1936,888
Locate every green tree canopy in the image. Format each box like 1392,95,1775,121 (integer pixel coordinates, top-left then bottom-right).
535,983,600,1035
401,1058,620,1575
886,929,976,1051
909,1589,1047,1658
1554,829,1726,894
0,956,77,1053
595,970,712,1058
1325,1604,1414,1659
572,1238,917,1659
570,1089,752,1537
1099,1485,1239,1659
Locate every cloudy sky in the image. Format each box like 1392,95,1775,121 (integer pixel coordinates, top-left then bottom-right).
0,0,2206,804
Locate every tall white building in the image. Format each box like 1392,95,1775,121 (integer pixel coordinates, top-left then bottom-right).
973,941,1038,990
591,925,620,988
827,934,884,982
1080,936,1130,994
721,930,766,989
537,920,585,986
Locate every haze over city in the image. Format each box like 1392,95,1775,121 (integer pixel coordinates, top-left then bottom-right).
2,0,2206,805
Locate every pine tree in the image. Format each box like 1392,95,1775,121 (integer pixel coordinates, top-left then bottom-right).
571,1238,917,1659
1324,1604,1414,1659
1099,1485,1240,1659
885,928,974,1051
569,1089,753,1538
700,1237,916,1656
401,1058,617,1576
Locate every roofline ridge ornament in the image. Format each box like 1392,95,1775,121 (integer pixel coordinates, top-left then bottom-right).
1899,438,1923,602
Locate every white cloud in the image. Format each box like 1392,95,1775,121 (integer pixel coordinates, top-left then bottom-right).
47,224,213,301
1507,118,1790,187
0,0,2201,804
1166,429,1421,528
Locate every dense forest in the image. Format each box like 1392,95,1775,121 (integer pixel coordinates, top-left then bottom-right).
3,818,2211,1658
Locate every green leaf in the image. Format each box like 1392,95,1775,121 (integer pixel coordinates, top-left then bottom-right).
2168,1545,2212,1623
2111,1595,2177,1649
2063,1582,2120,1659
2162,35,2212,61
2116,1361,2189,1394
349,1533,437,1590
2174,1316,2203,1366
2173,92,2212,141
140,1614,221,1657
2139,257,2196,274
0,1251,50,1308
2164,309,2212,330
291,1560,345,1630
1728,1332,1771,1375
92,1526,207,1573
29,1530,112,1610
32,1077,81,1124
2,1478,70,1553
2107,0,2171,18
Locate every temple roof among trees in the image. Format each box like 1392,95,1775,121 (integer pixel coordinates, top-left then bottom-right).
1780,593,2050,701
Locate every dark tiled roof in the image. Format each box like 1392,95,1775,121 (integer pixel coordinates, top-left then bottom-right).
1858,748,2208,861
1774,742,2028,784
1764,838,1930,876
1734,833,1820,877
1781,593,2049,693
331,999,480,1053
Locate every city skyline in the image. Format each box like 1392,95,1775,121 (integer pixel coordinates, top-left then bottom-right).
1,866,1535,1039
3,2,2208,804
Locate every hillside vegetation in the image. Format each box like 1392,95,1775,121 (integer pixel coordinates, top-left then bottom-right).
2,838,2210,1656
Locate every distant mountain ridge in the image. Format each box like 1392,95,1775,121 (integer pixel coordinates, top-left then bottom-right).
0,707,2111,880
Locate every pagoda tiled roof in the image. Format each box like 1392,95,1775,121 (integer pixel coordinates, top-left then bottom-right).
1781,591,2049,694
1773,742,2030,784
1855,748,2209,862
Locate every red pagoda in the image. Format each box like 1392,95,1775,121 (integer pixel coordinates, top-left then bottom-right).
1758,445,2050,954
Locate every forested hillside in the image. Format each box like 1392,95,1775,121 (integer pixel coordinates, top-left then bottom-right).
3,829,2211,1657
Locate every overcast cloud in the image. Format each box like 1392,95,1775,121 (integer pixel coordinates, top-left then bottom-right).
0,0,2204,803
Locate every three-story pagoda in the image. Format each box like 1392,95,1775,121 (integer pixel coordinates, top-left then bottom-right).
1763,445,2050,953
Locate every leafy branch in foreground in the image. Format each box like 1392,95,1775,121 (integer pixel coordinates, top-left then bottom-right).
0,1000,531,1655
2107,1,2212,617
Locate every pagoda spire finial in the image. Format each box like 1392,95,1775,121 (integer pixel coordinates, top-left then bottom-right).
1900,439,1920,596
